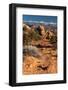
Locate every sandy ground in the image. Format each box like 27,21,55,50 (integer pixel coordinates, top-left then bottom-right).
23,48,57,75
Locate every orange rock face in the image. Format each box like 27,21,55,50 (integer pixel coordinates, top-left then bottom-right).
23,23,57,75
23,47,57,75
23,56,50,75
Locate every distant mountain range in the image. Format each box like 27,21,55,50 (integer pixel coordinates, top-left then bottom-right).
23,21,57,32
24,21,57,27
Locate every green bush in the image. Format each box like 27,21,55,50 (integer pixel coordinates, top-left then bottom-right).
49,35,57,44
23,31,32,45
31,31,41,41
23,30,41,45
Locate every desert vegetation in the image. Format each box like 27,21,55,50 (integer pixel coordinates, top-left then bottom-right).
23,22,57,75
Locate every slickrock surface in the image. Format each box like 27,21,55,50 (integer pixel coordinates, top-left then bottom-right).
23,47,57,75
23,23,57,75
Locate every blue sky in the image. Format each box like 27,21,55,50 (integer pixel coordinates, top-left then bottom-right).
23,15,57,24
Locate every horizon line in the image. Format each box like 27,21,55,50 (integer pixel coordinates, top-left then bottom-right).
23,20,57,25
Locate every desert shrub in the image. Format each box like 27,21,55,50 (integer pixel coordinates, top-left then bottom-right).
23,31,32,45
31,31,41,41
49,35,57,44
23,30,41,45
23,46,41,57
46,32,50,39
